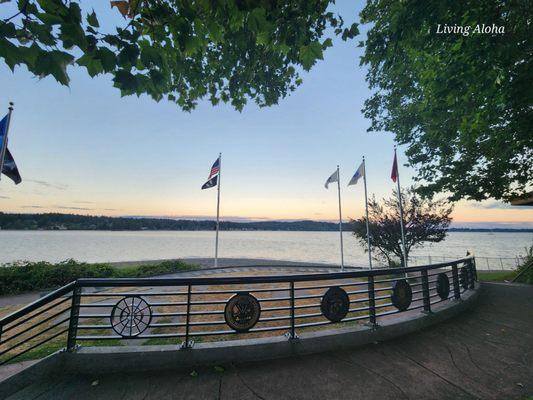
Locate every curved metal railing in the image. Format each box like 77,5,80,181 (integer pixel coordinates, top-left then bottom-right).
0,257,477,365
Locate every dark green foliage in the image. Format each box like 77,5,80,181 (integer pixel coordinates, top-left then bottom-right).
351,187,453,267
0,1,358,110
360,0,532,201
0,259,196,295
514,245,533,284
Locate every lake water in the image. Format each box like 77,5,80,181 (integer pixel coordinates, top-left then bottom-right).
0,230,531,269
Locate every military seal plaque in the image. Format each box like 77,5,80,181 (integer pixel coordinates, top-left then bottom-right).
321,286,350,322
391,280,412,311
436,273,450,300
224,292,261,332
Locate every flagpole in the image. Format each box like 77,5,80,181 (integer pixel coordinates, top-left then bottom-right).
0,102,14,182
394,146,408,269
214,152,221,268
362,157,373,270
336,165,345,271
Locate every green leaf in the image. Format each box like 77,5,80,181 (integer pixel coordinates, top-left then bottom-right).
95,48,117,72
77,54,103,77
33,50,74,85
299,42,323,70
214,366,225,373
87,10,99,28
248,8,271,34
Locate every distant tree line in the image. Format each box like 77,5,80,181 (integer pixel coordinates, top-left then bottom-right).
0,213,344,231
0,213,530,232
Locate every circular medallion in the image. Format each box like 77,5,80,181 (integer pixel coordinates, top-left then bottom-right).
391,280,412,311
224,292,261,332
321,287,350,322
110,296,152,338
436,273,450,300
460,266,469,289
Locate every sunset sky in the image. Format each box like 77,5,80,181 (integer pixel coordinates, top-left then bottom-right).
0,1,531,228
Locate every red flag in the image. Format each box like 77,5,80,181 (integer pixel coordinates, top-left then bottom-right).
391,151,398,182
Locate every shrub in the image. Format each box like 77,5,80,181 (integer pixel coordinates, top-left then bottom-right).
0,259,197,296
514,245,533,284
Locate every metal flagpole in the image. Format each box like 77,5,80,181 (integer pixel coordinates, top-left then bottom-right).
0,102,14,182
214,153,221,268
336,165,345,271
362,157,373,270
394,146,408,269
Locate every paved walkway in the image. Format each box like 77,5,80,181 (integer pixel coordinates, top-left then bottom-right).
5,282,533,400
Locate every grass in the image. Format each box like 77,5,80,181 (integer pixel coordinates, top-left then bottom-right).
477,270,517,282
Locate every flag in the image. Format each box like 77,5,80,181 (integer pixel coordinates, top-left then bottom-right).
0,115,7,151
207,157,220,180
201,175,218,190
391,151,398,183
202,156,220,189
324,168,339,189
2,148,21,184
348,162,365,186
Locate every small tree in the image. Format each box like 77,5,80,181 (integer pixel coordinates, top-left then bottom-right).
351,187,453,267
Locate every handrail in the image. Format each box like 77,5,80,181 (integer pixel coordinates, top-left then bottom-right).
0,257,477,366
76,257,472,287
0,281,76,326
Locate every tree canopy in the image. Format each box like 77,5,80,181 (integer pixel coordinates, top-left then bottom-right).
0,0,358,110
360,0,532,202
351,187,453,267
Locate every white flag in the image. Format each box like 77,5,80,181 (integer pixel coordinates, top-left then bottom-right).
324,169,339,189
348,162,365,186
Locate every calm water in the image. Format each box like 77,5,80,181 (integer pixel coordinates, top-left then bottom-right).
0,230,531,269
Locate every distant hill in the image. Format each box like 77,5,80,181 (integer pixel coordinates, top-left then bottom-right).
0,213,531,232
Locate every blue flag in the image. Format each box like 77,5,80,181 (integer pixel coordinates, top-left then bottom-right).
0,115,7,151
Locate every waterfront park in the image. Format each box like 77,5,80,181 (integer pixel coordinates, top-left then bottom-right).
0,1,532,399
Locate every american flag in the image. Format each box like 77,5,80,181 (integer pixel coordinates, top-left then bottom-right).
207,157,220,179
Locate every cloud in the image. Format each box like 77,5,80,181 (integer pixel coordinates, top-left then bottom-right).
0,195,9,199
27,179,68,190
73,201,96,204
21,205,45,209
55,206,94,211
468,201,516,210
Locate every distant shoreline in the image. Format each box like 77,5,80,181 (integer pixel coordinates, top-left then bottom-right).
0,213,531,232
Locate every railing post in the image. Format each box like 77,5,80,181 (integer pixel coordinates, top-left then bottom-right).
181,284,192,349
289,281,297,340
421,269,431,313
468,261,475,289
66,285,81,352
452,264,461,300
367,276,377,327
472,257,478,281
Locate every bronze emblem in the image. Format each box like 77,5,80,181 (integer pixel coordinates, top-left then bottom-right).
391,280,412,311
224,292,261,332
436,273,450,300
321,287,349,322
110,296,152,338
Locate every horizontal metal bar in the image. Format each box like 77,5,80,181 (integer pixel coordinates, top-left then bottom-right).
0,284,75,327
1,306,71,345
2,296,72,334
0,328,68,366
75,258,473,288
0,317,70,357
81,291,187,297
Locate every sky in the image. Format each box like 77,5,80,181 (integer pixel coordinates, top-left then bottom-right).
0,1,531,229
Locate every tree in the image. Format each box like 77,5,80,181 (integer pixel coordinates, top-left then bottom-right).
360,0,532,202
0,0,358,111
351,187,453,267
